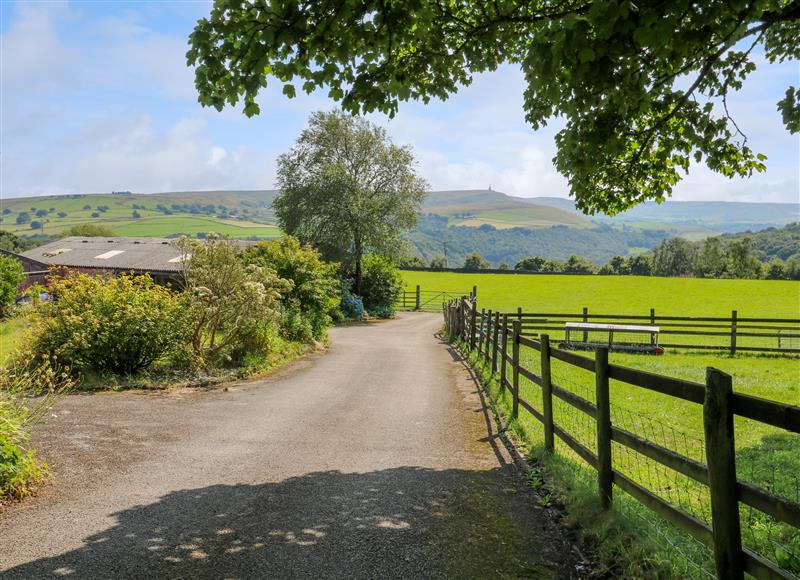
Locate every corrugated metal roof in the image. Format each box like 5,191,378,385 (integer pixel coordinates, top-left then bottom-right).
20,237,254,273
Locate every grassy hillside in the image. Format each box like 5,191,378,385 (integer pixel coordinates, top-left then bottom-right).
423,190,593,229
0,191,281,239
409,215,668,266
719,222,800,261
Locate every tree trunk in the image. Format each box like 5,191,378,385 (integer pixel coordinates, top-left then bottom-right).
353,238,363,296
354,256,362,296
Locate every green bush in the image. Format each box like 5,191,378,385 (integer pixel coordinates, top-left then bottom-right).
0,254,24,315
176,236,289,364
61,224,115,237
462,252,491,270
27,273,188,375
360,255,403,318
243,236,339,342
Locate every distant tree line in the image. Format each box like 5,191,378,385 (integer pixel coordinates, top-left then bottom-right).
401,226,800,281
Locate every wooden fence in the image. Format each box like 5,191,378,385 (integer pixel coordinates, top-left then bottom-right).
443,297,800,580
513,310,800,355
396,285,476,312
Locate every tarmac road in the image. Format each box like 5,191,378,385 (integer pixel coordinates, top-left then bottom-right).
0,313,586,579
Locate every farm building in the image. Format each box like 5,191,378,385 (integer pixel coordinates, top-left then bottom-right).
0,248,50,292
16,236,255,286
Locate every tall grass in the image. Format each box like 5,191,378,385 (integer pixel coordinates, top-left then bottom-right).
0,356,74,499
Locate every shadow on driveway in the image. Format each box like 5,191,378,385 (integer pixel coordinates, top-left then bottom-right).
3,466,581,579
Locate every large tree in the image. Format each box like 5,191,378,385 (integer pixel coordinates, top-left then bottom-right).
274,110,427,293
188,1,799,214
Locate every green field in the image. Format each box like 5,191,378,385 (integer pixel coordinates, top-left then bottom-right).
402,270,799,403
401,271,800,318
0,191,281,239
447,206,593,230
418,270,799,573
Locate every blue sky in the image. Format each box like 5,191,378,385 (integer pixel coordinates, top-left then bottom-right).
1,0,798,203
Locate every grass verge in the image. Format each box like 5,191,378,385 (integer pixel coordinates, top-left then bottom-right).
453,336,721,578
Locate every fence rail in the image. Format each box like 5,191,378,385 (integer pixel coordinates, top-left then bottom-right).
443,298,800,579
499,307,800,355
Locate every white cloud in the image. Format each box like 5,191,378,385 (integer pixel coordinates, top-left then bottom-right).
1,2,797,204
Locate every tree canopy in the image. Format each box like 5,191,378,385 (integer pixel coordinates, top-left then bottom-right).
188,0,800,214
274,110,427,293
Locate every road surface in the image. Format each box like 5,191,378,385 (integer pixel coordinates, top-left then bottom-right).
0,313,585,579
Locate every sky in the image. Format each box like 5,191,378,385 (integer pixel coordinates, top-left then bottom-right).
1,0,799,204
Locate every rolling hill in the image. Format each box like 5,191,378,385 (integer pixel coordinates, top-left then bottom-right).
2,189,795,264
532,196,800,236
422,190,593,229
0,190,280,239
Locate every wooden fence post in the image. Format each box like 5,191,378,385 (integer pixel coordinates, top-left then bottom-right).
595,346,612,508
650,308,656,346
517,306,522,322
583,307,589,343
541,334,554,453
704,368,744,579
500,314,509,392
491,311,500,373
479,309,486,355
415,285,421,310
472,285,478,299
730,310,738,356
512,320,521,419
483,308,492,362
470,303,477,351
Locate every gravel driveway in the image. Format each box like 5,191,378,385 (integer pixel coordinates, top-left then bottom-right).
0,313,586,579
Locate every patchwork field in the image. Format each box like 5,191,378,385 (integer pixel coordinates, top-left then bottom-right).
0,191,281,239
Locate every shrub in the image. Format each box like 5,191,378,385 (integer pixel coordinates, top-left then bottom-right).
0,255,24,315
563,254,596,274
340,293,365,319
26,273,188,375
243,236,339,342
462,252,490,270
176,236,289,364
400,255,427,268
0,356,74,498
61,224,115,237
429,255,448,268
360,255,403,318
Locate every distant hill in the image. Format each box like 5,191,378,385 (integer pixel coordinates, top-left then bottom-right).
0,190,280,239
531,196,800,236
408,214,669,266
3,188,796,263
718,223,800,262
423,190,593,229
